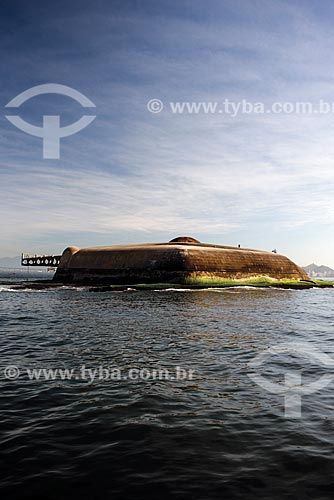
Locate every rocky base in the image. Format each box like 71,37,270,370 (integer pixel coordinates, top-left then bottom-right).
2,278,333,291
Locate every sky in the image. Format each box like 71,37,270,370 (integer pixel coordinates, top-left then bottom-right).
0,0,333,267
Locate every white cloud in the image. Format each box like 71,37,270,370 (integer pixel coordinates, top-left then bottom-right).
0,0,333,266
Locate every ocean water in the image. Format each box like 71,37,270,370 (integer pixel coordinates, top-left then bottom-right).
0,283,334,500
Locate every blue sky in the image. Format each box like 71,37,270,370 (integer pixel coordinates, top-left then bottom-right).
0,0,333,267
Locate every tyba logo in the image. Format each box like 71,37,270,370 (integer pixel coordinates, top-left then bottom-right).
248,342,334,418
5,84,96,159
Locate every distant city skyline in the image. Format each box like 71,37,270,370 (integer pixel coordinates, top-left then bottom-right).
1,0,333,267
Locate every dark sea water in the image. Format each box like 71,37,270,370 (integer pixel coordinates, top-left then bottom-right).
1,283,334,500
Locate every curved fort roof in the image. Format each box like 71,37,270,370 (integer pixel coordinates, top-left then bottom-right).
53,237,308,284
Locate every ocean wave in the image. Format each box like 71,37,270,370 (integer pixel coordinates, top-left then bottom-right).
0,286,48,293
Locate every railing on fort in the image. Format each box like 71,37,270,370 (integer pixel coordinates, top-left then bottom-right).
21,254,62,267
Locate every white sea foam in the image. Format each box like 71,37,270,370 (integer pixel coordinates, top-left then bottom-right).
58,286,88,291
0,286,48,293
152,286,292,293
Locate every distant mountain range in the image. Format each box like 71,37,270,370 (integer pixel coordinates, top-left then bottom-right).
303,263,334,278
0,255,21,268
0,256,51,278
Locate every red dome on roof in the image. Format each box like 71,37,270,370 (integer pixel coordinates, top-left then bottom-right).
169,236,201,244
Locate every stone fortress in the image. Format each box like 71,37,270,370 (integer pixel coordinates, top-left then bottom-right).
53,236,309,285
